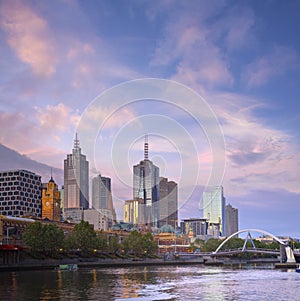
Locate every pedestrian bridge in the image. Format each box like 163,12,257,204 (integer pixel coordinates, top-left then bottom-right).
212,229,295,263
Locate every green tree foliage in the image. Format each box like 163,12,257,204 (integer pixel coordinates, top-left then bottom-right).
23,221,45,254
67,220,98,256
96,233,109,253
122,231,158,256
205,238,222,252
122,231,143,255
22,221,64,256
107,235,120,254
140,232,158,255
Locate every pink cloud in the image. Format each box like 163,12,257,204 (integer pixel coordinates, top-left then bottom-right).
0,104,80,166
243,45,298,87
0,0,57,76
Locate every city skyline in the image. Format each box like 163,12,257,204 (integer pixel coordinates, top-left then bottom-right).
0,1,299,237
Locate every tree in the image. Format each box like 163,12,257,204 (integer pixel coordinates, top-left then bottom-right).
122,231,143,255
205,238,222,252
141,232,158,255
43,224,65,256
107,235,120,254
68,221,98,256
23,221,45,254
22,221,64,257
96,233,109,253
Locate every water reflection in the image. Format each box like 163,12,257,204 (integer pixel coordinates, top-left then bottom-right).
0,265,299,300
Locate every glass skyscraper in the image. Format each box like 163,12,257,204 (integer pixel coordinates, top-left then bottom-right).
63,134,89,210
133,137,160,228
202,186,226,236
92,175,111,210
159,177,178,228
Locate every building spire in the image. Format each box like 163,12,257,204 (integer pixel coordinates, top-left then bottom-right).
49,168,54,182
144,134,149,160
74,132,80,150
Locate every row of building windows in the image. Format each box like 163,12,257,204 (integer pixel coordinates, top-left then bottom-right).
0,171,40,180
0,196,41,203
0,181,40,189
1,210,39,216
0,203,40,210
0,188,40,195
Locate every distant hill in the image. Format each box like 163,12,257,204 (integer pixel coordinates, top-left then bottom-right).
0,144,63,186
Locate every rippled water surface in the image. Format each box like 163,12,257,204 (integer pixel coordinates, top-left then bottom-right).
0,265,299,300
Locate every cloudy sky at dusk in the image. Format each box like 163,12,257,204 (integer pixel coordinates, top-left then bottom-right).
0,0,299,237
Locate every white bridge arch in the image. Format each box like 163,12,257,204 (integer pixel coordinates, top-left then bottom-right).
212,228,295,263
213,228,286,254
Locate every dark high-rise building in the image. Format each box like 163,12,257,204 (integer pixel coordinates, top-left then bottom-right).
92,175,111,210
63,134,89,212
159,177,178,228
225,203,239,237
92,174,116,223
133,136,160,228
0,169,42,217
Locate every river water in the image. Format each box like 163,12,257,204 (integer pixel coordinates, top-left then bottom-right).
0,265,299,300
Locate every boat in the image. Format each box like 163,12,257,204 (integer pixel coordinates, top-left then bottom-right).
58,264,78,271
296,265,300,273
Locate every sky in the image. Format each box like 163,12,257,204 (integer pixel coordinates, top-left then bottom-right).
0,0,299,238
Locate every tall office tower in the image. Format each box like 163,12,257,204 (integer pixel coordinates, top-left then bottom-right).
159,177,178,228
63,134,89,212
202,186,226,236
92,174,116,224
42,176,61,221
133,136,160,228
92,175,111,210
0,169,42,217
225,203,239,237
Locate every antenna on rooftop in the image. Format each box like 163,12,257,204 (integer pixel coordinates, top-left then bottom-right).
74,132,80,150
144,134,149,160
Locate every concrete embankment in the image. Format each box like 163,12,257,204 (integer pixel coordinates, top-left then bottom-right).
0,257,206,272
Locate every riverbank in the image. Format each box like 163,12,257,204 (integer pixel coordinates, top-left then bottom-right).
0,256,283,272
0,257,205,272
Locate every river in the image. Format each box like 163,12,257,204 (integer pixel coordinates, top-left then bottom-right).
0,265,299,300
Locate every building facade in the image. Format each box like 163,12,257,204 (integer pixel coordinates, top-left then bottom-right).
124,198,143,225
63,134,89,214
202,186,226,236
133,137,160,228
42,177,61,221
92,175,111,210
225,203,239,237
84,208,114,231
159,177,178,228
180,218,208,237
0,169,42,217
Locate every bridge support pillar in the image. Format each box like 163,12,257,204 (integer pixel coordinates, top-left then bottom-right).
285,246,296,263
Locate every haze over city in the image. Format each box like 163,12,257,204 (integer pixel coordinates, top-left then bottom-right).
0,0,299,237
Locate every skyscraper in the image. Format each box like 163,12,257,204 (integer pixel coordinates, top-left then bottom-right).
92,175,111,210
202,186,226,236
159,177,178,228
133,136,160,228
63,134,89,212
92,174,116,224
225,203,239,237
